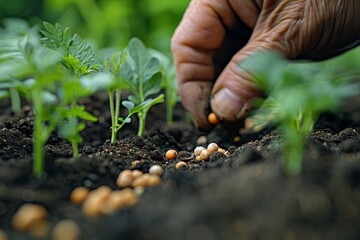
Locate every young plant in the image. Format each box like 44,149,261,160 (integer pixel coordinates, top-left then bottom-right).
121,37,164,136
102,50,129,143
41,22,99,157
240,51,360,175
151,50,178,124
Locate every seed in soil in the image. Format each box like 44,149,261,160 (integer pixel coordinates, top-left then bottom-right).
147,175,161,187
165,149,178,160
207,143,218,153
194,146,205,156
116,170,134,188
208,112,220,125
131,160,141,167
70,187,90,205
131,169,144,178
82,186,112,217
196,136,207,145
52,219,80,240
101,189,139,214
175,161,188,169
27,220,50,239
200,149,211,160
12,203,48,232
149,165,163,176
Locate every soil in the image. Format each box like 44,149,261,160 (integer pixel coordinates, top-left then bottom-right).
0,92,360,240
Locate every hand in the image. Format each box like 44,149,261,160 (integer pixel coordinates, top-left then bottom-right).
171,0,360,131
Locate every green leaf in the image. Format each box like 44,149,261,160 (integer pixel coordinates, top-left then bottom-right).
128,37,147,73
143,72,162,98
122,100,135,110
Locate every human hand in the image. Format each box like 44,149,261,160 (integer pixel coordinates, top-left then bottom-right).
171,0,360,131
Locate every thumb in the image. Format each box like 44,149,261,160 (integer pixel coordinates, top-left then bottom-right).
210,0,301,121
210,36,286,121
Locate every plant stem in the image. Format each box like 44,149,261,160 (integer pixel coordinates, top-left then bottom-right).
71,98,79,158
137,112,146,137
114,89,121,139
32,87,44,177
109,91,116,143
9,88,21,113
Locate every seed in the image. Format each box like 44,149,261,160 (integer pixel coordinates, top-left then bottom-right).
217,147,226,154
207,143,218,153
175,161,188,169
147,175,161,187
12,203,48,232
116,170,134,188
165,149,178,160
82,186,111,217
131,160,141,167
194,146,205,156
195,156,202,161
208,112,220,125
131,169,144,179
196,136,207,145
200,149,211,160
131,174,150,188
149,165,163,176
52,220,80,240
70,187,89,205
102,189,138,214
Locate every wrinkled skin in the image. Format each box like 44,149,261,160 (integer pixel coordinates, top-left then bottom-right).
171,0,360,131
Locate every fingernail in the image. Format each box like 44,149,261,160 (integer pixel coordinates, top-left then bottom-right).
211,88,248,121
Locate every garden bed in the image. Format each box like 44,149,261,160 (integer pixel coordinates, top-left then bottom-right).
0,92,359,240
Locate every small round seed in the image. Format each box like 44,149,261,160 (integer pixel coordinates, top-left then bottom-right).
207,143,219,153
165,149,178,160
131,169,144,179
200,149,211,160
194,146,205,156
175,161,188,169
52,220,80,240
149,165,163,176
116,170,134,188
131,174,150,188
208,112,220,125
147,175,161,187
12,204,48,232
70,187,89,206
82,186,111,217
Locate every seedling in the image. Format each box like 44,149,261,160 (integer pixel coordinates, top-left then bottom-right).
240,51,360,175
121,37,164,136
102,50,129,143
41,22,99,157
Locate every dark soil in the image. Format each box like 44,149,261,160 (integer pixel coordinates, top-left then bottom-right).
0,92,360,240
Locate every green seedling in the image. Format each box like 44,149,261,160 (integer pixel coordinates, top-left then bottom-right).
41,22,99,157
151,50,178,124
102,50,129,143
121,37,164,136
0,19,32,113
240,51,360,175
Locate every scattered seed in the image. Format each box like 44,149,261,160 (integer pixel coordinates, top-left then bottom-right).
131,174,150,188
116,170,134,188
195,156,202,161
207,143,219,153
196,136,207,145
175,161,188,169
149,165,163,176
194,146,205,156
133,187,145,197
147,175,161,187
12,203,48,232
217,147,226,154
70,187,89,206
165,149,178,160
131,160,141,167
102,189,138,214
82,186,111,217
200,149,211,160
208,112,220,125
131,169,144,178
233,136,241,142
52,220,80,240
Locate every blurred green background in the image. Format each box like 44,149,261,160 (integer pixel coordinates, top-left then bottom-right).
0,0,190,52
